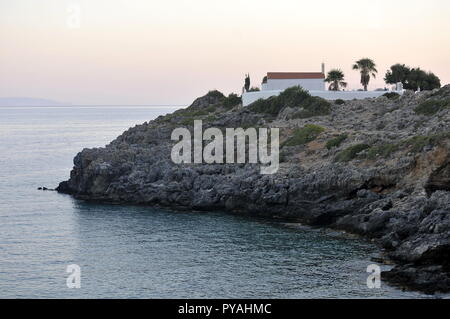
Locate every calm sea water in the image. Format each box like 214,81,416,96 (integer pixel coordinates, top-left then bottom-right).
0,106,431,298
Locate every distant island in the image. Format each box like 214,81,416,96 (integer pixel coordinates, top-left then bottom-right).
0,97,69,107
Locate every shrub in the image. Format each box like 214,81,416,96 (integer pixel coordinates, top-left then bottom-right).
179,117,194,126
223,93,242,109
182,109,209,117
364,132,450,155
383,92,400,100
402,135,433,153
334,144,370,162
204,105,217,113
326,134,348,150
335,99,345,105
177,105,217,125
248,97,278,115
402,133,449,152
414,99,450,116
206,90,225,99
277,86,312,107
366,143,398,159
205,115,218,122
291,96,332,119
397,132,449,153
249,87,310,115
283,124,325,147
248,87,260,92
249,86,331,117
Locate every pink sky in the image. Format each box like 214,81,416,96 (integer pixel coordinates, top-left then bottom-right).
1,0,449,105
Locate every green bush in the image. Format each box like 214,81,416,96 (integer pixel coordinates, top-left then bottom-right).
334,144,370,162
326,134,348,150
248,96,279,115
204,105,217,113
223,93,242,109
335,99,345,105
366,143,398,159
403,132,450,152
277,86,312,107
291,96,332,119
410,136,429,152
283,124,325,147
177,105,217,125
383,92,400,100
414,99,450,116
179,117,195,126
361,132,450,156
182,109,209,117
249,86,331,117
205,115,218,122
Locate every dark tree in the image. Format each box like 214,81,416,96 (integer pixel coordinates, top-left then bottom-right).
404,68,441,91
384,63,441,91
385,64,411,85
422,72,441,91
244,74,250,92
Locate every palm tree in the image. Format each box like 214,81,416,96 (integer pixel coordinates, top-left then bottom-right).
352,58,378,91
325,69,347,91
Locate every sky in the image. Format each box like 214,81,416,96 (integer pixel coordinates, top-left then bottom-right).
1,0,450,105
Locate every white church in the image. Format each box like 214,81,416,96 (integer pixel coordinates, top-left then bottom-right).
242,64,404,106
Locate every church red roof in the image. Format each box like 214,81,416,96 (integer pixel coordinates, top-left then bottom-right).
267,72,325,79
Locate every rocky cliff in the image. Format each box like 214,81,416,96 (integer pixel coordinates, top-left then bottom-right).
57,86,450,294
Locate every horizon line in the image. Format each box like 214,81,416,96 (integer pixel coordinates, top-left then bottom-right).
0,104,187,107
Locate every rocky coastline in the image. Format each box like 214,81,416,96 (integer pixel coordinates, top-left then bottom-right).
57,86,450,294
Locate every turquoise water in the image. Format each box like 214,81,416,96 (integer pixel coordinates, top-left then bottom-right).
0,106,428,298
